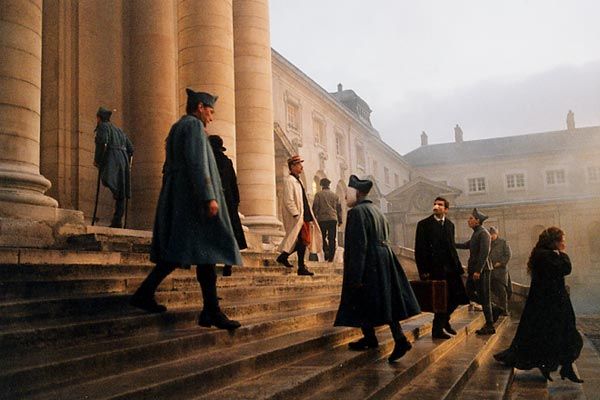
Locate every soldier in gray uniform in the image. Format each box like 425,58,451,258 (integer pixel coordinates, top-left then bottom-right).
489,226,512,317
456,208,495,335
94,107,134,228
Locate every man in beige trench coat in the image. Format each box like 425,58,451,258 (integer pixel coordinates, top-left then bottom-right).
276,155,322,276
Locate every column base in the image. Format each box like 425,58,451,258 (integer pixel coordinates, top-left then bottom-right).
0,200,85,248
241,215,284,252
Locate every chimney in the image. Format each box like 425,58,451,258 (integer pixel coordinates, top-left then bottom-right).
421,131,428,146
337,83,343,93
454,124,464,143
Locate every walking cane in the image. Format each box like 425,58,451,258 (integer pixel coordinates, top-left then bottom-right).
123,155,133,229
91,143,107,226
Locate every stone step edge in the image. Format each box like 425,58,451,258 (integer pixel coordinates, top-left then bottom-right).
299,313,486,400
0,291,342,340
23,314,368,400
1,307,340,398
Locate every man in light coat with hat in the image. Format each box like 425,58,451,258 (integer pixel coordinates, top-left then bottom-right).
276,155,322,276
456,208,495,335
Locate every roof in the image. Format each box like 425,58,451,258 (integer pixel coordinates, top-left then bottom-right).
403,126,600,167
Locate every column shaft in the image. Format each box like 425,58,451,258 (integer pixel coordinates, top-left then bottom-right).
233,0,281,233
177,0,237,161
127,0,178,229
0,0,58,209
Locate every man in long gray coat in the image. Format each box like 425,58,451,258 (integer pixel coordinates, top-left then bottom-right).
456,208,495,335
489,226,512,317
334,175,421,363
130,88,242,330
94,107,134,228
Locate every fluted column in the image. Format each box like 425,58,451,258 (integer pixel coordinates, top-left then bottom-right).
0,0,58,210
177,0,237,161
233,0,281,234
128,0,177,229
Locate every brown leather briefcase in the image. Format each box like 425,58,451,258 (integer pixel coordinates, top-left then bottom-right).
409,280,447,313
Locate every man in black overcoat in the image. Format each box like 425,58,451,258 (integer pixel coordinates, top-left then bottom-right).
130,89,242,330
209,134,248,276
334,175,421,363
94,107,134,228
414,197,469,339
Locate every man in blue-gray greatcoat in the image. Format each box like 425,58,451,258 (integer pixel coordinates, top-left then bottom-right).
130,88,242,330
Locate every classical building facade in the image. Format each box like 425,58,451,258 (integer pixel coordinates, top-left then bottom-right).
0,0,281,246
388,127,600,282
271,50,411,236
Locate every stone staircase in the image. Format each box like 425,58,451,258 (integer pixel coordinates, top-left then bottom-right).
1,240,598,399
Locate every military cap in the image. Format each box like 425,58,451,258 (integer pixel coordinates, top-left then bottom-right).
489,226,498,234
348,174,373,194
472,208,488,223
96,107,113,121
186,88,218,108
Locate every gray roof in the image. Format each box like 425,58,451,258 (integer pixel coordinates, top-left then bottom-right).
403,126,600,167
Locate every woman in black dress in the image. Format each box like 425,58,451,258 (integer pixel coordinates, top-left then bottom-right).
494,227,583,382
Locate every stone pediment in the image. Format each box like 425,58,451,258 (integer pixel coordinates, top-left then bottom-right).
386,176,461,213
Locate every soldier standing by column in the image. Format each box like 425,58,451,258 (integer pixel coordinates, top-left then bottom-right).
93,107,134,228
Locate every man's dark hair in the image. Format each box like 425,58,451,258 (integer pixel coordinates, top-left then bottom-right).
434,196,449,209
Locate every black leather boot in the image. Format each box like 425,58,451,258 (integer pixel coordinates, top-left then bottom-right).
198,309,241,330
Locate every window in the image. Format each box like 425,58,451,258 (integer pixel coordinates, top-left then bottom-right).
372,159,378,176
588,166,600,182
335,132,345,157
546,169,566,185
506,173,526,190
384,167,390,184
313,116,326,147
468,177,486,193
286,102,299,132
356,143,365,168
394,173,400,187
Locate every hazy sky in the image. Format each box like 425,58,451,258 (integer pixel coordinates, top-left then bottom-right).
269,0,600,154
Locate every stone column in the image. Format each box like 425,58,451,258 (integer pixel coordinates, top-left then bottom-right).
233,0,282,236
127,0,177,229
177,0,237,161
0,0,58,210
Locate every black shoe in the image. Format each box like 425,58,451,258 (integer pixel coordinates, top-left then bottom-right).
276,254,294,268
388,338,412,363
297,266,314,276
444,323,457,335
348,337,379,351
476,325,496,335
109,221,123,229
560,364,584,383
130,294,167,313
432,330,451,339
222,265,232,277
539,366,554,382
198,309,241,330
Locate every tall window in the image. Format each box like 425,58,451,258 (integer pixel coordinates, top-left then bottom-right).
546,169,566,185
356,143,365,168
468,177,486,193
588,166,600,182
384,167,390,184
335,132,345,157
313,117,326,147
286,102,299,132
372,159,378,177
506,173,526,189
394,173,400,187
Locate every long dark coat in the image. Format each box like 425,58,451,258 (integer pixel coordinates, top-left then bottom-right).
334,199,421,328
414,215,469,309
94,121,134,199
211,148,247,250
494,249,582,371
149,115,242,266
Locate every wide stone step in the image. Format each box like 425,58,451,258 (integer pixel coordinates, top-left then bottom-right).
17,316,361,400
388,317,510,400
299,308,485,400
0,272,341,301
0,280,342,326
1,306,340,400
0,292,341,350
